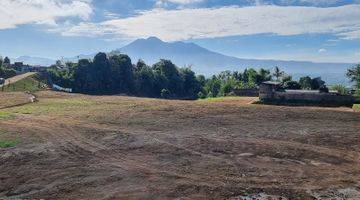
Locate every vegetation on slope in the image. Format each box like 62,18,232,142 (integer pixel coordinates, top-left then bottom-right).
1,73,47,92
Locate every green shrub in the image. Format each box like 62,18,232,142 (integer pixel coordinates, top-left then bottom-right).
197,91,206,99
0,139,20,148
331,84,347,95
160,89,171,99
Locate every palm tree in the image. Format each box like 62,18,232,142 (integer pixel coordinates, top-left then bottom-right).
273,66,284,81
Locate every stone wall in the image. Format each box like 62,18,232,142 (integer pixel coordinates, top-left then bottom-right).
259,83,360,107
233,88,259,97
271,91,359,106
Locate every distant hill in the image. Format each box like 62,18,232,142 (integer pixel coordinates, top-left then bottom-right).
117,37,354,85
13,56,55,66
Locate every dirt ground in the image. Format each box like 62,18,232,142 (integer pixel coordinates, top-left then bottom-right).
0,91,360,199
0,92,34,109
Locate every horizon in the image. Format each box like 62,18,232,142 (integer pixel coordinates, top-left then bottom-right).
5,36,358,65
0,0,359,63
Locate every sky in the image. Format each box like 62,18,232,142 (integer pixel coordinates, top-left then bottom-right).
0,0,360,63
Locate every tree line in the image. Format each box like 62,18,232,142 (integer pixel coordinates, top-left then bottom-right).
0,57,16,79
47,52,360,99
48,52,202,99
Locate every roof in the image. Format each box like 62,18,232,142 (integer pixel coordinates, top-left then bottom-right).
262,81,282,85
285,90,320,94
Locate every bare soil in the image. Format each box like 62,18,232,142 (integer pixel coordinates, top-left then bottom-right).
0,91,360,199
0,92,34,109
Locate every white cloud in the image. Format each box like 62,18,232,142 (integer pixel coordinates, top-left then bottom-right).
318,48,327,53
158,0,204,5
60,4,360,41
279,0,344,6
0,0,93,29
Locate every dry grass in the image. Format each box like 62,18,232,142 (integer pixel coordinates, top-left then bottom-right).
354,104,360,111
0,92,32,109
0,91,359,199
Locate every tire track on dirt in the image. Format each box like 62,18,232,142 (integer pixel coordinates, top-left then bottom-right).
4,117,229,187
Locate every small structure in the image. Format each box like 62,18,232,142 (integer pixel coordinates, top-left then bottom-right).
259,81,360,107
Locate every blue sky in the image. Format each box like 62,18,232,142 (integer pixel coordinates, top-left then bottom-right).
0,0,359,63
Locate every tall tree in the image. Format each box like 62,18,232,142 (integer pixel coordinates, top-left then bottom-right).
153,59,183,96
299,76,312,90
3,57,10,65
108,54,134,93
347,64,360,95
273,66,284,81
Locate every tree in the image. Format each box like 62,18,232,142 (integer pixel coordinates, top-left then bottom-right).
273,66,284,81
134,63,157,97
108,54,134,93
196,75,206,87
299,76,312,90
3,57,10,65
160,88,171,99
310,77,325,90
347,64,360,95
299,76,325,90
254,68,271,85
204,75,221,97
153,59,183,97
180,67,201,99
283,81,301,89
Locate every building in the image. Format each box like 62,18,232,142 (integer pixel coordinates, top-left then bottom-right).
259,81,360,107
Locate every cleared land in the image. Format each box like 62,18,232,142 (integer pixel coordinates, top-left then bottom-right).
0,91,360,199
0,92,35,109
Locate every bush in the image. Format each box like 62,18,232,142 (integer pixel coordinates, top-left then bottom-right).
160,89,171,99
319,85,329,93
226,91,236,96
283,81,301,89
197,91,206,99
0,67,16,79
331,84,347,95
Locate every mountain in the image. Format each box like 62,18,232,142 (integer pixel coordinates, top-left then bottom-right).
13,56,55,66
117,37,354,85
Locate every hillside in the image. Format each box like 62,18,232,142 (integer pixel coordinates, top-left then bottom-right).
0,73,46,92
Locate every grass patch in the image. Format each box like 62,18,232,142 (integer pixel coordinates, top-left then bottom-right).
198,96,256,102
198,97,237,102
353,104,360,111
10,97,94,115
0,139,20,148
1,73,46,92
0,111,12,119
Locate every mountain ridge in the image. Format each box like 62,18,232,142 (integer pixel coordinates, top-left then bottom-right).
15,37,354,85
116,37,353,84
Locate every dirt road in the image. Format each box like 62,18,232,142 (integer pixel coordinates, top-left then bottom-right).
0,92,359,199
0,72,35,87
